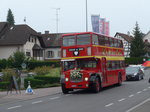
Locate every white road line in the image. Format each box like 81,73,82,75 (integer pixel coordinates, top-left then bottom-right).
50,96,60,100
143,89,147,91
126,97,150,112
137,91,142,94
32,100,43,104
105,103,114,107
148,87,150,89
129,94,134,98
118,98,126,102
65,94,72,97
7,105,22,110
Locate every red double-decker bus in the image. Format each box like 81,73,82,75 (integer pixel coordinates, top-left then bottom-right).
60,32,126,94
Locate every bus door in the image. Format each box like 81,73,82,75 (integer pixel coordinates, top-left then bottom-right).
101,57,107,84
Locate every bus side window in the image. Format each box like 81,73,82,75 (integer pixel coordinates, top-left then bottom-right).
105,37,109,46
92,34,99,45
99,36,105,45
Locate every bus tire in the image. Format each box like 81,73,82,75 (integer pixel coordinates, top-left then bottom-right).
117,74,122,86
93,77,101,93
61,84,69,94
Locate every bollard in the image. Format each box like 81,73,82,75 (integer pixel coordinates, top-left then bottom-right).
25,81,34,94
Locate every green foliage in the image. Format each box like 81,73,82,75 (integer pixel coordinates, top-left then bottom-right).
24,76,60,88
0,81,9,90
34,75,60,84
125,57,148,65
0,59,7,71
130,22,146,57
46,67,60,77
24,78,44,88
27,60,60,69
32,66,51,75
6,9,15,26
9,51,26,69
2,68,16,81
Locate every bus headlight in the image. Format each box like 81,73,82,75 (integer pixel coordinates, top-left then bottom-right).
87,47,91,55
85,77,88,81
65,78,69,82
63,49,66,57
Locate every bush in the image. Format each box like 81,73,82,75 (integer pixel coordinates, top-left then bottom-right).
27,60,60,69
33,66,52,75
34,75,60,84
0,59,7,71
2,68,17,81
0,81,9,90
125,57,149,65
24,78,45,88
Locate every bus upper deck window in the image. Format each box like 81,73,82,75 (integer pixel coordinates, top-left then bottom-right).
63,35,75,46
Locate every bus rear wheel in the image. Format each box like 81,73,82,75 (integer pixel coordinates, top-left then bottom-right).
93,77,101,93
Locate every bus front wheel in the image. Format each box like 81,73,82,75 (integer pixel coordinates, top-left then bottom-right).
61,84,69,94
93,77,101,93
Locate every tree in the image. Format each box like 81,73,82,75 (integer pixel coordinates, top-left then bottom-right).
130,22,146,57
6,9,15,26
9,51,26,69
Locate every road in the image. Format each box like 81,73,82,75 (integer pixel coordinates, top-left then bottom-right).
0,69,150,112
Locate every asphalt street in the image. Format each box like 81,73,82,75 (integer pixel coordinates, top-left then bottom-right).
0,69,150,112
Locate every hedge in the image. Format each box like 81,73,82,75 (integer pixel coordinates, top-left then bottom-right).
24,76,60,88
26,61,60,69
24,78,45,88
125,57,149,65
34,76,60,84
0,81,9,90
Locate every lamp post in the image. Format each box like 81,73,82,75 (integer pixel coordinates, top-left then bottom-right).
85,0,88,32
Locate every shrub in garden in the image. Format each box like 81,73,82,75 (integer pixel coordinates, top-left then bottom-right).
33,66,52,75
2,68,16,81
24,78,45,88
0,81,9,90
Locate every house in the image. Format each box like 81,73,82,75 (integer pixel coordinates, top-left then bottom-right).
0,22,43,60
114,32,134,57
40,31,62,61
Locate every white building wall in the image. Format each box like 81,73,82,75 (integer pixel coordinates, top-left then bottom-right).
0,46,23,59
144,32,150,42
44,48,61,60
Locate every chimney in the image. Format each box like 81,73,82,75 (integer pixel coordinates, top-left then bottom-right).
45,31,49,34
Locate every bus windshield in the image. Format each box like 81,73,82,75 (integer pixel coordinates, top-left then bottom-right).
63,34,91,46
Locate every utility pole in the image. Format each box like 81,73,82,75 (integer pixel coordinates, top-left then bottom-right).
54,8,60,33
86,0,88,32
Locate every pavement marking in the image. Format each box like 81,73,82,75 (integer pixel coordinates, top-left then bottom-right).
7,105,22,110
118,98,126,102
129,94,134,98
105,103,114,107
125,97,150,112
137,91,142,94
50,96,60,100
143,89,147,91
65,94,72,97
148,87,150,89
32,100,43,104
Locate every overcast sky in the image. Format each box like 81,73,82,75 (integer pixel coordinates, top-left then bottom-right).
0,0,150,36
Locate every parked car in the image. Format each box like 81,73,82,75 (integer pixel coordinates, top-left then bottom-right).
129,65,146,73
126,66,144,81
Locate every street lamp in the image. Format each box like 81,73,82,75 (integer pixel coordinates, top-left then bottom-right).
85,0,88,32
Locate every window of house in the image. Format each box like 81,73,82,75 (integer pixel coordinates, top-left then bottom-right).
58,51,61,57
47,51,54,58
26,52,31,57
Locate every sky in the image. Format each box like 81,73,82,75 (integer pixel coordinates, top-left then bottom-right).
0,0,150,36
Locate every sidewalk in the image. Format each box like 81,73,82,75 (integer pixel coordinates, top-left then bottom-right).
0,87,61,105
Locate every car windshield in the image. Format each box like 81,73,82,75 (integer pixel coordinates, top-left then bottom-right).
126,67,139,74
